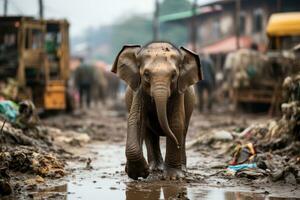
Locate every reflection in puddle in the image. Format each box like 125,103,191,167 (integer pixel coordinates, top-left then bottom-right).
28,184,67,199
30,143,299,200
66,181,299,200
30,182,300,200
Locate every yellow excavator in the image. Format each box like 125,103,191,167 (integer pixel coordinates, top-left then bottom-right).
0,16,71,111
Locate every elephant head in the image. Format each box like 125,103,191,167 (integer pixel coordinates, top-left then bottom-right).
112,42,202,148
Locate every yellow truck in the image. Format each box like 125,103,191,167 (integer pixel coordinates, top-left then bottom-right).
0,16,70,111
267,12,300,50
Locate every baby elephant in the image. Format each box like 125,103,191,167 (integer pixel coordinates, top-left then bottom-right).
112,42,202,180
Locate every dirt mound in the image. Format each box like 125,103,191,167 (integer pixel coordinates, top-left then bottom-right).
0,118,66,197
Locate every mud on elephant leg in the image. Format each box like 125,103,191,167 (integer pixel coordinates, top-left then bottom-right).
145,129,164,172
125,90,150,180
164,122,185,178
164,137,184,180
181,134,187,172
125,157,150,180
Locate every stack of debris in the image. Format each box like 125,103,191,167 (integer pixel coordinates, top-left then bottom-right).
225,73,300,183
191,73,300,184
259,73,300,152
0,101,66,197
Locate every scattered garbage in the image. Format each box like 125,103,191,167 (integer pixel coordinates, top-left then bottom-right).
0,100,69,196
0,147,65,178
213,130,233,141
55,130,91,146
227,163,257,173
16,100,39,129
0,100,39,129
188,73,300,184
271,166,298,184
0,79,19,101
0,101,19,122
85,158,93,170
229,143,256,165
235,168,267,179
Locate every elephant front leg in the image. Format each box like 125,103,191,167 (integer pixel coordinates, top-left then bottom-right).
164,95,185,180
125,91,149,180
164,130,184,180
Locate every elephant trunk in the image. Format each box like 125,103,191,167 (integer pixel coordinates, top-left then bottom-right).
152,84,180,148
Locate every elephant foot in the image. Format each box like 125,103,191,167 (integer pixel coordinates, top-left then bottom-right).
149,160,164,172
125,158,150,180
162,166,185,180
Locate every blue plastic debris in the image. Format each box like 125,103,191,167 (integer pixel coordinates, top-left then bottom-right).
227,163,257,172
0,100,19,122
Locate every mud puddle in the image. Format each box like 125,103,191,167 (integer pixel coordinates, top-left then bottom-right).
29,142,300,200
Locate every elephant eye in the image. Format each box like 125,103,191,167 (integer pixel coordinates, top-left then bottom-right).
144,70,151,82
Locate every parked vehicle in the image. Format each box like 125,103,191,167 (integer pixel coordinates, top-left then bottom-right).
0,16,70,111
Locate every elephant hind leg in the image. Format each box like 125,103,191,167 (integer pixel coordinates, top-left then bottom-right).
145,128,164,172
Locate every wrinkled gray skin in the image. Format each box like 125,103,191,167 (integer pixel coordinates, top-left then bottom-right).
112,42,202,180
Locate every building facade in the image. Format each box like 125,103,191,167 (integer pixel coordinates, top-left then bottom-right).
160,0,300,54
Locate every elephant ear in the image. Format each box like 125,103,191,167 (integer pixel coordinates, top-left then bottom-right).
111,45,141,91
178,47,203,94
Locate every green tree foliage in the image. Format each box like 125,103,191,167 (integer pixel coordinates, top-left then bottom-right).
159,0,191,47
110,15,152,60
160,24,189,47
72,1,192,63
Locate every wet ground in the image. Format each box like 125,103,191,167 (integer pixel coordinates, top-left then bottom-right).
25,103,300,199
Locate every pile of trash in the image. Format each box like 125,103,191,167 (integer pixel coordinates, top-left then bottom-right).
191,73,300,184
0,148,65,177
224,73,300,183
0,100,66,196
258,73,300,153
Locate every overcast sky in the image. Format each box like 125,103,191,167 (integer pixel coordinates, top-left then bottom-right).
0,0,211,37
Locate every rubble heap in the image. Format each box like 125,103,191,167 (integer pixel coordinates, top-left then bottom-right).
191,73,300,184
0,117,66,196
259,73,300,153
231,73,300,183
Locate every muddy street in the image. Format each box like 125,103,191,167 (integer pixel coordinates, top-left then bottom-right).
1,0,300,199
22,103,297,200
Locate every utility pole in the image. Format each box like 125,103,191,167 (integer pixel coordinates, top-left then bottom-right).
276,0,282,12
38,0,44,19
153,0,160,41
235,0,241,50
4,0,8,16
191,0,197,52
